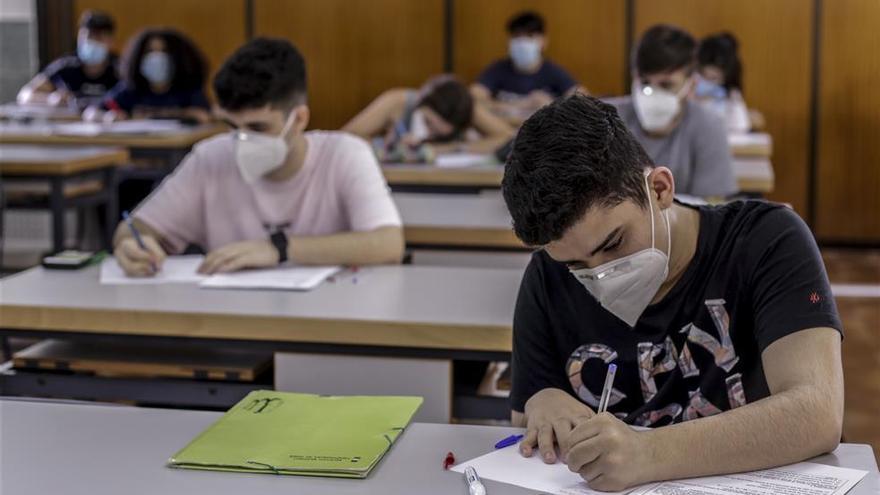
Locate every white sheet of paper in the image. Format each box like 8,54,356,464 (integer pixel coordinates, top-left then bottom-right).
54,122,104,136
198,265,341,291
451,445,635,494
728,132,772,148
99,255,206,285
434,152,491,168
105,119,185,134
630,462,868,495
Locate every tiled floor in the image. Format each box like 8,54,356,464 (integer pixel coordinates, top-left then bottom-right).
823,248,880,458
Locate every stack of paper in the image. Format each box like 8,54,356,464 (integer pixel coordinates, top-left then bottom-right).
200,265,341,291
453,444,869,495
168,390,423,478
434,152,492,168
99,256,340,291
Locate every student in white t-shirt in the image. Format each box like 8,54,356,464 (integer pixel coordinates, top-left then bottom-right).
112,38,404,277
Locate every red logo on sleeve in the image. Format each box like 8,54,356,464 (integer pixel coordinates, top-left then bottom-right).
809,291,821,304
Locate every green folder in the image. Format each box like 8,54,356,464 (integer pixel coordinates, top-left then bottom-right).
168,390,423,478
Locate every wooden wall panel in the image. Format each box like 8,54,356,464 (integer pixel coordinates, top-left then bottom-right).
634,0,813,217
73,0,247,98
453,0,626,97
815,0,880,242
254,0,445,130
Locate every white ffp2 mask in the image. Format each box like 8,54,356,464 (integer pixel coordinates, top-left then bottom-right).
569,174,671,327
234,111,297,184
632,81,689,133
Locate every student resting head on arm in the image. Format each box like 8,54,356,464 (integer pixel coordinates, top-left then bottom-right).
502,93,843,492
606,24,737,198
17,10,118,109
342,74,514,161
695,32,755,133
112,37,404,277
85,27,211,123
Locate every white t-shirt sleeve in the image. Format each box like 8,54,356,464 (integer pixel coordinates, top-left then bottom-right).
336,134,402,231
133,149,206,254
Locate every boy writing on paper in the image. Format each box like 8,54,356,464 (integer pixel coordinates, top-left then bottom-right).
503,94,843,492
112,38,404,276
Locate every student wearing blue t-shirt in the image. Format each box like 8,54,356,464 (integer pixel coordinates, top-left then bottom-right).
17,10,119,109
471,11,587,124
86,28,211,123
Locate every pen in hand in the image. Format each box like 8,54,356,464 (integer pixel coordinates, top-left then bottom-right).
122,211,158,273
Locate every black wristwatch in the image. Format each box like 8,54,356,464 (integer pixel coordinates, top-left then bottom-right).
269,229,289,264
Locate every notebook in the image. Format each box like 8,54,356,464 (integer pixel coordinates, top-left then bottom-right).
168,391,423,478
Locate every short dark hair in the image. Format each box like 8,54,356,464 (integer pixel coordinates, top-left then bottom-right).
214,37,307,112
698,32,744,93
417,75,473,141
79,10,114,34
507,11,545,36
121,28,207,93
502,94,653,246
634,24,696,76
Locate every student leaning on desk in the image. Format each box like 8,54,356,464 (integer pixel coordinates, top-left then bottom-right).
502,94,843,492
342,75,514,161
112,38,404,277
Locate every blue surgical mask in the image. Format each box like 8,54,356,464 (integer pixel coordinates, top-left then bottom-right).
695,75,727,100
509,37,542,70
78,38,109,65
140,51,174,85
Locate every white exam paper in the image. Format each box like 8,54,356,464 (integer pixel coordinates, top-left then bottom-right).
100,256,340,291
629,462,867,495
434,152,491,168
199,265,341,291
99,255,206,285
451,445,634,494
454,445,868,495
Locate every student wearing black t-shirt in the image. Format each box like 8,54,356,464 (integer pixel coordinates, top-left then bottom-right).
17,10,118,108
471,11,586,125
502,94,843,492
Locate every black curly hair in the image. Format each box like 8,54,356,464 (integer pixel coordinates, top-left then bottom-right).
120,27,207,93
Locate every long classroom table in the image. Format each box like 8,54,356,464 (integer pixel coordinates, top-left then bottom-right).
1,399,876,495
0,263,520,358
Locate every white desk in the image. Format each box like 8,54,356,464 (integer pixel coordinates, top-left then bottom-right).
1,399,877,495
394,192,524,249
0,264,521,354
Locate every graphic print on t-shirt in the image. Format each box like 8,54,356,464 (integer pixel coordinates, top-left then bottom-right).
566,298,748,427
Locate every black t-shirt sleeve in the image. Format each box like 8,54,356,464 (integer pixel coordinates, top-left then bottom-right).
186,88,210,109
746,206,843,352
546,62,577,96
510,255,571,413
41,56,79,89
102,82,135,113
476,60,505,94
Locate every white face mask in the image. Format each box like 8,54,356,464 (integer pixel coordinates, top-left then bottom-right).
234,111,297,184
569,174,671,327
408,108,431,143
140,51,174,85
509,37,542,70
632,80,689,132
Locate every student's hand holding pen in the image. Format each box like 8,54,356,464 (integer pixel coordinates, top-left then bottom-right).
564,413,655,492
520,387,595,464
116,235,166,277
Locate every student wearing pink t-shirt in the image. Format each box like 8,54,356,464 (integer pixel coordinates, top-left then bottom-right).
112,38,404,277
